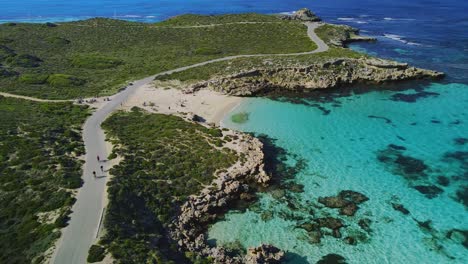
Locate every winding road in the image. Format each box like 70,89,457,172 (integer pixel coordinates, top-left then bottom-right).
50,21,328,264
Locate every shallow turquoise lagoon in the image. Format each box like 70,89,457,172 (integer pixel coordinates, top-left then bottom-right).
211,82,468,263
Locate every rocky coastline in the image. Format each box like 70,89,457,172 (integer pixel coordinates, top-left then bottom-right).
186,57,444,96
170,125,285,263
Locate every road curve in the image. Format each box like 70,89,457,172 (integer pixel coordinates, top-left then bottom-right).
51,22,328,264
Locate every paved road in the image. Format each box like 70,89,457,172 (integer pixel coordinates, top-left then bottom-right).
51,22,328,264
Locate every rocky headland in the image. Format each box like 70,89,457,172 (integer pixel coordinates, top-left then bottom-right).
170,126,280,263
280,8,321,22
186,57,444,96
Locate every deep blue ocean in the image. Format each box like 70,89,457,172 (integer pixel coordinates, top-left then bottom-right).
3,1,467,263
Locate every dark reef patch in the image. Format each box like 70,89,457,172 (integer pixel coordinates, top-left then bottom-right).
391,203,410,215
377,145,429,181
413,185,444,199
454,137,468,145
455,185,468,207
316,254,347,264
436,176,450,187
390,91,439,103
446,229,468,249
318,190,369,216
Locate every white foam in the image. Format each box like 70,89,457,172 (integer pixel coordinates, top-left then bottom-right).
279,11,296,16
384,17,416,21
338,17,355,21
383,34,422,46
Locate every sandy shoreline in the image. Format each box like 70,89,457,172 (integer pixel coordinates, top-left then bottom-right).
120,82,244,125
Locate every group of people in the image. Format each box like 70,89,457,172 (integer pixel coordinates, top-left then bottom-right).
92,155,106,178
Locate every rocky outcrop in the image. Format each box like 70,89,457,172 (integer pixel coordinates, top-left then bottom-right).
318,190,369,216
187,58,444,96
281,8,321,22
245,245,285,264
171,132,270,263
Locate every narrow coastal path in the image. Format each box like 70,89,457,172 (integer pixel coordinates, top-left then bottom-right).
0,92,72,102
51,22,328,264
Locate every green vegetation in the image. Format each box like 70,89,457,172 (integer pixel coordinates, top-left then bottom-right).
156,48,364,83
71,53,123,69
5,54,42,67
0,96,89,264
0,15,315,99
19,73,48,84
154,23,367,84
231,112,249,124
47,73,85,87
87,245,106,263
315,23,358,46
100,108,238,263
156,13,282,26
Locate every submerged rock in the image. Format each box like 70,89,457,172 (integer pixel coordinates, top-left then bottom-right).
358,218,372,233
391,203,410,215
316,254,347,264
344,236,357,245
413,185,443,199
446,229,468,249
245,244,285,264
436,176,450,187
317,217,344,230
318,190,369,216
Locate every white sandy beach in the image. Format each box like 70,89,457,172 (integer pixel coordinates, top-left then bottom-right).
121,81,244,125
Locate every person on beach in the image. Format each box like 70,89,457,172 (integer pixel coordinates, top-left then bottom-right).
97,155,100,162
100,165,104,172
93,171,96,178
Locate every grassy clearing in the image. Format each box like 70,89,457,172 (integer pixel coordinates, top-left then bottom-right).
100,108,238,263
0,96,89,264
0,15,315,99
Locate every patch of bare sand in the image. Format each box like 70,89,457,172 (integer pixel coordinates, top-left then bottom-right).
122,82,243,125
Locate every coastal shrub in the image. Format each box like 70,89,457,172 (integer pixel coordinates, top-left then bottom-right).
47,37,70,46
45,22,57,27
19,73,49,84
100,110,238,263
0,16,314,99
0,45,15,60
194,47,222,56
0,68,18,78
54,213,70,228
156,13,282,26
71,54,123,69
231,112,249,124
47,74,85,87
5,54,42,67
87,245,106,263
0,97,89,263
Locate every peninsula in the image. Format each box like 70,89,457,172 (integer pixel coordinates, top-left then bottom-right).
0,8,444,264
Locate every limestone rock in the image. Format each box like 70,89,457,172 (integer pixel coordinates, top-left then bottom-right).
281,8,321,22
245,245,285,264
190,58,444,96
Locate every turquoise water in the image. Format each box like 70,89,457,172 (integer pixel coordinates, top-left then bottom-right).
210,82,468,263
